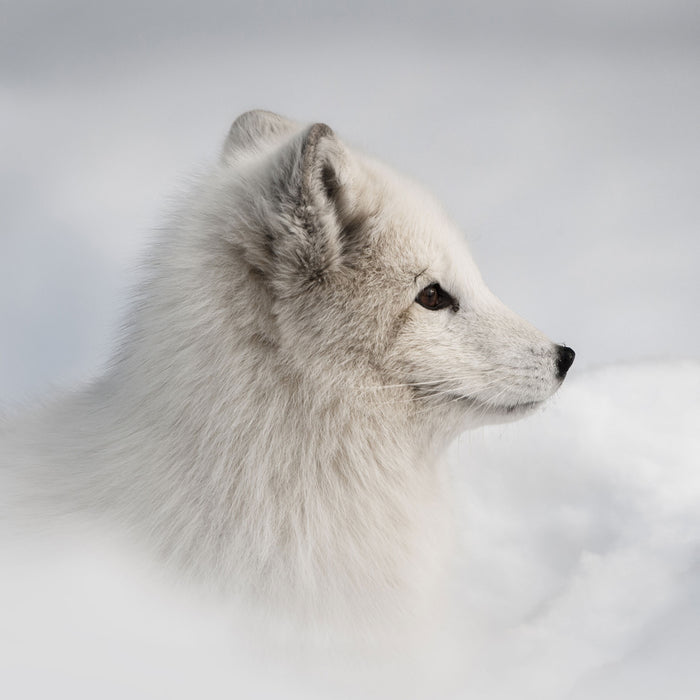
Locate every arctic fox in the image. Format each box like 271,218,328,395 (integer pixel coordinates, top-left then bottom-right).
4,111,574,635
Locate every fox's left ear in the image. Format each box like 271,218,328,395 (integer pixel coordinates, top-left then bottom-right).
250,122,361,285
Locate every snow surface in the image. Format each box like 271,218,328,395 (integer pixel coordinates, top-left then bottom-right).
449,361,700,699
2,1,699,697
1,362,698,699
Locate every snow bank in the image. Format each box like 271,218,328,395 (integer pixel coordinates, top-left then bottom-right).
1,361,698,699
449,361,700,698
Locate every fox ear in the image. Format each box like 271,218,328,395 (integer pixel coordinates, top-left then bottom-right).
257,122,360,285
222,110,297,160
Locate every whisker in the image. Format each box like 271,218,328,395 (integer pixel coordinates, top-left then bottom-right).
357,367,545,416
358,378,452,392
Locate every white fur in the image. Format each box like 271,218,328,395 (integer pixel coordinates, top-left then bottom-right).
2,111,572,640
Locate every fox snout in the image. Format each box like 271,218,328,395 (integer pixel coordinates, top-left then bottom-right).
556,345,576,379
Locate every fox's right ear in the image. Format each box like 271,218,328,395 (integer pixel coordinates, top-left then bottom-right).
221,110,298,160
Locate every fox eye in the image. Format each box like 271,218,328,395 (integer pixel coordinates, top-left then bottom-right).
415,283,458,311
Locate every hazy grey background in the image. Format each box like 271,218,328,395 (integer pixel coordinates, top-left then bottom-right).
2,0,699,402
2,3,700,699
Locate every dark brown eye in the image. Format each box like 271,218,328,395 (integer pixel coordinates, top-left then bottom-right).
415,283,458,311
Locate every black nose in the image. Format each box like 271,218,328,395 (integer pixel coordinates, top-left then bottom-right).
556,345,575,379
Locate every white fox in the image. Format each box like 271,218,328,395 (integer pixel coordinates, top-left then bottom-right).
3,111,574,636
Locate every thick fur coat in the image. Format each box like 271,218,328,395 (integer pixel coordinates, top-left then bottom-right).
3,111,574,637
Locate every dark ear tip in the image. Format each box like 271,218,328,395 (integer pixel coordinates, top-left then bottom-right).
300,124,340,190
305,123,335,147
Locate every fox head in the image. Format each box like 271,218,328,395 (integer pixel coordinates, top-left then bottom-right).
173,110,574,443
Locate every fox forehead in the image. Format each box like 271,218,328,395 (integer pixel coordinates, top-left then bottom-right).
353,157,486,300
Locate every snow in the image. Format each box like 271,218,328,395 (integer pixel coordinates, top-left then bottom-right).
2,1,699,697
448,361,700,698
1,362,698,699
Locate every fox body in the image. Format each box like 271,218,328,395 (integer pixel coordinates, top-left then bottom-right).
4,111,574,634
